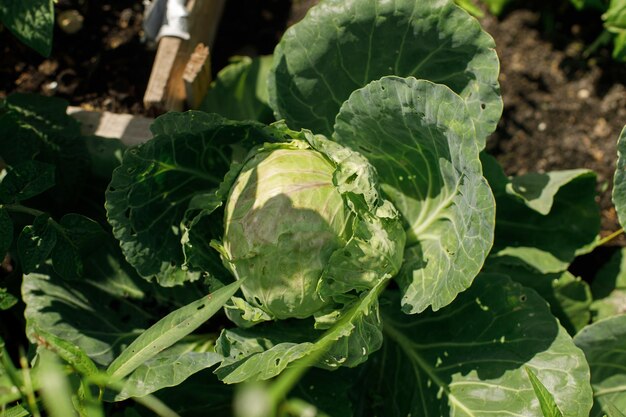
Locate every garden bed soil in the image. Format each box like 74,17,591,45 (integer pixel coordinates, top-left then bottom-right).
482,6,626,245
0,0,155,115
1,0,625,241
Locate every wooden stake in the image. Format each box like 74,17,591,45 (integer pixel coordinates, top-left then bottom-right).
143,0,225,112
183,43,211,110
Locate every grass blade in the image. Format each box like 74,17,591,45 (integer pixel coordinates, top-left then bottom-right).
525,367,563,417
107,279,241,379
38,350,78,417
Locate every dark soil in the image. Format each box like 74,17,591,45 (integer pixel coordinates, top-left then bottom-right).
482,5,626,244
0,0,291,116
1,0,625,241
0,0,155,115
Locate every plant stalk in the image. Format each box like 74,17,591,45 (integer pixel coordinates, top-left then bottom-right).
596,228,624,246
2,204,44,218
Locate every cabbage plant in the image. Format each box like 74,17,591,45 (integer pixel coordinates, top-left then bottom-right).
6,0,620,416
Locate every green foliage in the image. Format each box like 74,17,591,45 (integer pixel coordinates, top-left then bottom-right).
106,279,241,380
354,275,592,416
607,402,626,417
38,349,80,417
0,288,17,310
604,0,626,60
111,341,222,401
5,1,626,417
3,405,30,417
0,95,87,204
0,160,55,203
23,262,154,367
488,0,513,14
215,277,388,384
106,113,276,286
481,154,599,335
334,77,494,313
200,56,274,124
18,213,105,279
525,367,564,417
574,315,626,416
487,253,593,334
0,94,104,281
457,0,626,62
0,209,12,256
0,0,54,56
483,154,600,265
269,0,502,142
454,0,485,17
590,248,626,321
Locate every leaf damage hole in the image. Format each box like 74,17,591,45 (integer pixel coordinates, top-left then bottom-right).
275,358,281,366
108,299,121,311
519,294,527,302
345,173,358,184
197,304,205,310
480,103,486,110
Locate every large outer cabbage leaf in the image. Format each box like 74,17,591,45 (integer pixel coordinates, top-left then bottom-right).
334,77,494,313
268,0,502,144
22,240,224,400
575,315,626,416
482,153,599,269
353,274,593,417
0,94,88,208
106,112,277,286
485,252,592,335
23,266,151,368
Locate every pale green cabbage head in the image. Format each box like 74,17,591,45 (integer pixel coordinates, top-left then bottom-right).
220,133,405,320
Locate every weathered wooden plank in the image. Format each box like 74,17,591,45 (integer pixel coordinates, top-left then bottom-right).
67,106,153,146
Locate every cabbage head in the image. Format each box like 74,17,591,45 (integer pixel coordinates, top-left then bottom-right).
219,130,405,320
